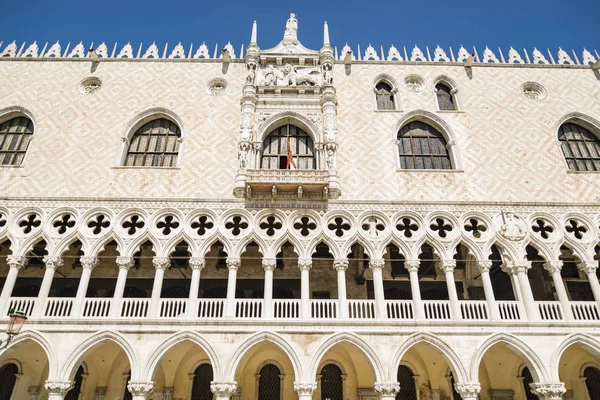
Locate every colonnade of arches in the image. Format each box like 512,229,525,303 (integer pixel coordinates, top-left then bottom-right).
0,331,599,400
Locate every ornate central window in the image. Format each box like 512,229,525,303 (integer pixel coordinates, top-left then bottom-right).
261,124,314,170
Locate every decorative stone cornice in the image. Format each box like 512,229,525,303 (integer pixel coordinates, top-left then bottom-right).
369,259,385,270
210,382,238,397
578,261,598,275
153,257,171,270
374,382,400,397
226,258,241,270
454,383,481,399
189,257,206,271
298,258,312,271
405,260,420,272
44,381,74,396
127,381,155,396
80,256,99,270
333,258,349,271
543,261,563,275
294,382,317,396
262,258,277,271
116,256,135,270
477,261,493,273
529,382,566,400
7,256,28,269
43,256,64,269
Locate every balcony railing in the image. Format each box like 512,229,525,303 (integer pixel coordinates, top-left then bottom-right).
3,297,600,324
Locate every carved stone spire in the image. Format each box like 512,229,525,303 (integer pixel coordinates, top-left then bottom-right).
323,21,330,46
250,20,257,45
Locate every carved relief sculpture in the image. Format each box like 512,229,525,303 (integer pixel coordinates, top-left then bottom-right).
500,212,526,241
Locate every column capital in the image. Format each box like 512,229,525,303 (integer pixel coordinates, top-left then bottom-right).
439,260,457,272
127,381,155,397
544,261,563,274
298,258,312,271
43,256,64,269
210,382,238,397
369,259,385,270
578,261,598,275
28,386,41,396
501,261,531,275
152,257,170,270
454,382,481,399
116,256,135,270
333,258,349,271
262,258,277,271
226,258,241,270
189,257,206,271
80,256,99,270
477,261,493,273
374,382,400,397
44,381,74,396
529,382,566,400
294,382,317,396
405,260,420,272
7,255,28,269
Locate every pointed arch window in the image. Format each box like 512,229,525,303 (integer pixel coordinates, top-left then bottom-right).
397,121,452,169
375,82,395,110
320,364,343,400
191,364,213,400
395,365,417,400
584,366,600,400
558,122,600,171
125,118,180,167
435,83,457,111
261,124,314,170
0,116,33,165
0,363,18,400
258,363,281,400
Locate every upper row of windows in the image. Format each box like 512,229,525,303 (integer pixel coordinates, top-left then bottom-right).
375,81,457,111
1,114,599,172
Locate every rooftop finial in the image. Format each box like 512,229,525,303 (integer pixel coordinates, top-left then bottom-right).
323,21,330,46
250,20,257,45
283,13,299,44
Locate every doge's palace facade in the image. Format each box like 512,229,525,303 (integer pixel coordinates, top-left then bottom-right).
0,13,600,400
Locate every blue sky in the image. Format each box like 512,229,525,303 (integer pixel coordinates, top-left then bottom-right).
1,0,598,56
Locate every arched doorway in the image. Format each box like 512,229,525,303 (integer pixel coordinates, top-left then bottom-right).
191,364,213,400
0,363,18,400
557,341,600,400
321,364,343,400
258,363,281,400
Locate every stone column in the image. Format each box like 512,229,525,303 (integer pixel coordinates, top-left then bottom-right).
477,261,500,320
294,382,317,400
127,382,155,400
149,257,170,317
529,382,566,400
406,260,424,320
454,382,481,400
370,259,387,319
440,260,462,320
263,258,276,318
110,257,134,318
225,258,241,318
33,257,63,316
0,256,27,314
44,381,73,400
187,258,205,318
333,258,349,319
374,382,400,400
578,261,600,312
28,386,41,400
544,261,574,321
72,257,99,317
211,382,238,400
298,258,312,319
504,262,539,321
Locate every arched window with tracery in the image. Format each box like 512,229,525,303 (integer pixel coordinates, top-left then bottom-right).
0,116,33,166
261,124,314,170
397,121,452,169
435,83,457,111
0,363,18,400
395,365,417,400
258,363,281,400
520,367,537,400
125,118,181,167
375,82,395,110
65,365,85,400
584,366,600,400
558,122,600,171
191,363,213,400
320,364,343,400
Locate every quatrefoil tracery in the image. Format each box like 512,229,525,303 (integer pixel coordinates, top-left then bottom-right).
19,213,41,234
430,218,453,238
396,217,419,238
362,217,385,237
532,219,554,240
156,215,180,235
191,215,214,236
122,215,145,235
53,214,76,234
259,216,283,237
464,218,487,239
328,217,351,237
293,216,317,237
87,215,110,235
225,216,248,236
0,213,7,228
565,219,587,240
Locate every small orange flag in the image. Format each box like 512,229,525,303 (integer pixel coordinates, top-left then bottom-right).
286,136,297,169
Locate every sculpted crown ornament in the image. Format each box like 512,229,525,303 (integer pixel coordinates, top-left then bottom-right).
44,381,74,395
153,257,171,270
294,382,317,396
454,383,481,399
374,382,401,396
529,383,566,399
210,382,238,397
127,382,155,396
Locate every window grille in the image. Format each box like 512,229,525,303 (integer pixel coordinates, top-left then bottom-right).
261,124,314,170
0,363,18,400
585,366,600,400
64,366,84,400
258,364,281,400
397,121,452,170
376,82,395,110
191,364,214,400
435,83,456,111
521,367,537,400
558,122,600,171
321,364,343,400
0,116,33,166
125,118,180,167
396,365,417,400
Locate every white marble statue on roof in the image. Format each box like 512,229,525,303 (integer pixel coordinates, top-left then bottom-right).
283,13,299,44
